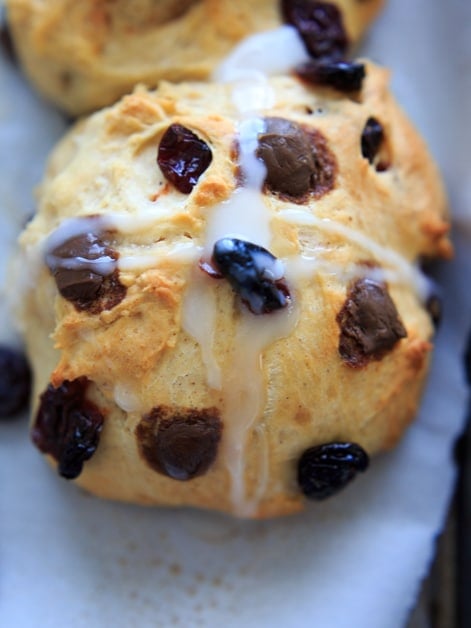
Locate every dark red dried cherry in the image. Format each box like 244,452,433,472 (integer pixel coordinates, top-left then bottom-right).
208,238,291,315
281,0,349,60
157,124,212,194
0,346,31,418
31,377,104,479
296,59,365,92
298,442,369,499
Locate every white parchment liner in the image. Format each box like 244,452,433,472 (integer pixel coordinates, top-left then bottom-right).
0,1,469,626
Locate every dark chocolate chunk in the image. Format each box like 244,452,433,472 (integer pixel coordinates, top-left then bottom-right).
298,442,369,499
361,117,384,164
31,378,104,479
0,346,31,418
337,278,407,367
281,0,349,61
256,117,336,200
46,231,126,313
210,238,291,315
54,267,103,303
136,406,222,480
157,124,212,194
296,59,365,92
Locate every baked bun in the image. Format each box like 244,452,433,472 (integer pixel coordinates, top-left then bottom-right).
15,61,450,518
6,0,384,114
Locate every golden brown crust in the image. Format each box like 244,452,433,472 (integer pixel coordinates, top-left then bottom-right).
16,64,450,517
7,0,384,114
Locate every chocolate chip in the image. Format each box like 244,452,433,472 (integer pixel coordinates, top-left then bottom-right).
209,238,291,315
136,406,222,480
46,232,126,313
281,0,349,61
256,117,336,201
0,346,31,418
337,278,407,367
31,378,104,479
157,124,212,194
361,117,384,163
296,59,365,92
298,442,369,499
54,268,103,303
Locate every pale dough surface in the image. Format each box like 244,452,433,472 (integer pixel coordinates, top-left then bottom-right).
16,63,450,517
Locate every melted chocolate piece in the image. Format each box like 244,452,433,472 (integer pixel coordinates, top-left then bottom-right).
361,117,384,164
157,124,212,194
46,231,126,313
296,59,365,92
298,442,369,499
337,278,407,367
136,406,222,480
210,238,291,315
256,117,336,200
281,0,349,61
31,378,104,479
0,346,31,418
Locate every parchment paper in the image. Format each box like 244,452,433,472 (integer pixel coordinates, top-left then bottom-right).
0,1,469,626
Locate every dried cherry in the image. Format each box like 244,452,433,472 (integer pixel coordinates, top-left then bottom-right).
210,238,291,315
298,442,369,499
281,0,349,61
157,124,212,194
31,377,104,479
296,59,365,92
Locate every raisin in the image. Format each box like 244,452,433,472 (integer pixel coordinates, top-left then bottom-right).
157,124,212,194
136,405,222,480
46,232,126,313
281,0,349,61
256,117,336,200
361,117,384,164
337,278,407,367
298,442,369,499
296,59,365,92
31,378,104,479
210,238,291,315
0,346,31,418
